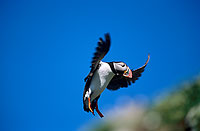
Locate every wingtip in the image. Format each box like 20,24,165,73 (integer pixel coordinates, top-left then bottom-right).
98,33,110,43
143,54,150,66
104,32,110,37
105,33,110,42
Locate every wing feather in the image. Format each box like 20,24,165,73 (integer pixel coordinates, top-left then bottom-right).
84,33,111,82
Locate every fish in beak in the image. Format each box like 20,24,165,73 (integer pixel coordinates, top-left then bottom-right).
123,67,132,78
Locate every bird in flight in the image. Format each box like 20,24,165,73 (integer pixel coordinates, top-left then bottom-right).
83,33,150,118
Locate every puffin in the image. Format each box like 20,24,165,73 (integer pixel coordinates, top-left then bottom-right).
83,33,150,118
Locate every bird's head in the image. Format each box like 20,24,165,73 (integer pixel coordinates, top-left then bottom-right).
113,62,132,78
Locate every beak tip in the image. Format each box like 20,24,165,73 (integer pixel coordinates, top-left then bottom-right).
129,70,133,78
123,67,132,78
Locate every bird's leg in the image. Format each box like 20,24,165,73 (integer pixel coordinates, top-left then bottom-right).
95,100,104,118
88,97,94,115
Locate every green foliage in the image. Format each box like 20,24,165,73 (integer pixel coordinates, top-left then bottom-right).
153,80,200,130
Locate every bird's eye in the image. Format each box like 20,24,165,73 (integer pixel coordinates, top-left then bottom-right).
122,64,125,67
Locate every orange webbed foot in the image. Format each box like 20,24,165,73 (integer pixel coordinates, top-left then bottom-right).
88,97,95,115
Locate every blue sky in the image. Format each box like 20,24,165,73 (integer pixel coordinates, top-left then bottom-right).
0,0,200,131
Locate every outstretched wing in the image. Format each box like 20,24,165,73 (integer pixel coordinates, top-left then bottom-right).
107,54,150,90
84,33,111,82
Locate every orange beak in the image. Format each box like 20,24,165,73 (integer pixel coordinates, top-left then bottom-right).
123,67,132,78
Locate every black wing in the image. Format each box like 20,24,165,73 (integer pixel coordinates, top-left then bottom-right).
84,33,111,82
83,33,111,111
107,54,150,91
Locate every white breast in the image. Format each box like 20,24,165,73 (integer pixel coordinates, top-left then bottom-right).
89,61,115,101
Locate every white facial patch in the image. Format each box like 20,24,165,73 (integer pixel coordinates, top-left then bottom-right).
113,62,127,72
